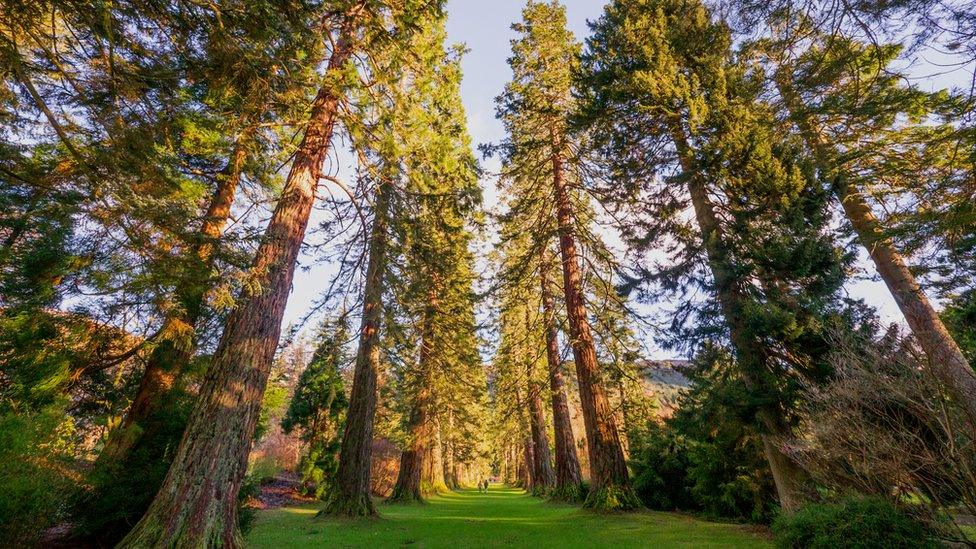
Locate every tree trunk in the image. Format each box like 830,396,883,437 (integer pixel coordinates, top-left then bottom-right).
100,139,247,465
527,381,556,494
387,313,434,504
775,78,976,423
511,443,521,486
389,449,422,503
386,288,441,504
443,408,460,490
524,304,555,494
540,259,584,500
504,443,517,485
117,22,358,547
549,132,636,510
321,173,392,517
670,124,809,514
422,413,446,494
521,435,535,492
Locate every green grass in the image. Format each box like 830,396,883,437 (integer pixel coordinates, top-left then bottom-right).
246,485,772,548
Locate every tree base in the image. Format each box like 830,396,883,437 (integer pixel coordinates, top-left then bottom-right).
421,480,448,496
384,487,424,505
583,484,642,512
547,482,586,504
117,513,244,549
318,491,377,518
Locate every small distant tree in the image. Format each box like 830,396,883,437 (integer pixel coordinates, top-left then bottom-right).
281,318,350,499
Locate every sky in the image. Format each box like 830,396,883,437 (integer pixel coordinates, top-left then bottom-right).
282,0,907,359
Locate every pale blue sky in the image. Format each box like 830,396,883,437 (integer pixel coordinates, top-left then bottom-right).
283,0,906,359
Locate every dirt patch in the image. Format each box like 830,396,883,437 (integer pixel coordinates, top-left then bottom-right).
248,472,317,510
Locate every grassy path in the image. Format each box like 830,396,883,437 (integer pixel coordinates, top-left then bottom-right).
246,485,771,548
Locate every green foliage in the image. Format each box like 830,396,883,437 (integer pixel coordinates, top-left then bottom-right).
579,0,852,392
0,310,80,413
73,384,195,543
0,406,74,546
629,423,695,512
942,290,976,365
0,179,81,310
281,318,349,498
771,497,938,549
237,474,261,535
629,349,778,523
255,381,290,442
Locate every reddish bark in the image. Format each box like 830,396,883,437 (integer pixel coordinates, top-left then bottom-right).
549,133,633,507
389,449,423,503
521,435,535,492
527,383,556,492
117,20,358,548
525,305,555,493
387,300,437,503
540,260,584,494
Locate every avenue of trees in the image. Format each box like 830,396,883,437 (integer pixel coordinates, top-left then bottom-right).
1,0,974,546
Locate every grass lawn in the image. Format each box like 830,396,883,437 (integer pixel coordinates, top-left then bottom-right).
246,485,772,548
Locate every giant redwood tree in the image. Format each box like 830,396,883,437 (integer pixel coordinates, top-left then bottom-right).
117,6,367,545
495,0,637,510
539,255,584,500
322,4,476,516
386,17,482,503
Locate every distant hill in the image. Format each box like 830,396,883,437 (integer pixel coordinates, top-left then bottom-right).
639,360,692,417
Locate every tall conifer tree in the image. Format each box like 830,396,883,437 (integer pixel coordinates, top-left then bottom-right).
578,0,853,512
495,1,637,510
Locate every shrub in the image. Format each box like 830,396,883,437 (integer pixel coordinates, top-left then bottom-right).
628,349,778,523
772,497,938,549
629,424,695,512
237,474,261,534
280,319,348,498
72,387,194,544
791,329,976,540
0,408,75,546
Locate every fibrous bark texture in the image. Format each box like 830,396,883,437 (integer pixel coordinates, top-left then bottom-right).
118,23,357,546
540,260,584,501
550,137,636,510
